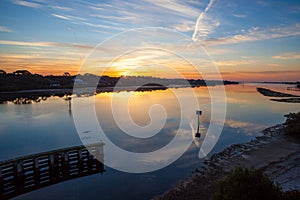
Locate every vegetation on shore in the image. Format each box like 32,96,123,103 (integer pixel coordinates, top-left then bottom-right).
0,69,238,92
257,87,300,103
213,113,300,199
271,98,300,103
213,167,282,200
213,167,300,200
0,70,74,91
284,111,300,139
257,87,299,97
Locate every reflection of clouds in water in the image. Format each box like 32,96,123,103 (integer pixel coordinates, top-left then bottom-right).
225,119,267,135
269,103,300,114
98,127,193,168
226,97,253,104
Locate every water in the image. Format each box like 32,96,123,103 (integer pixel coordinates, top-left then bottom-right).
0,83,299,199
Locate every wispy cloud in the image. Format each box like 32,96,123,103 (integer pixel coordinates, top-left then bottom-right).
87,0,203,33
272,52,300,60
203,24,300,46
267,63,280,67
51,13,86,21
220,70,300,81
49,5,74,12
0,40,92,50
11,0,42,8
51,13,71,20
233,14,247,18
0,25,13,32
144,0,201,18
79,21,125,31
173,21,195,32
192,0,218,41
215,59,253,67
205,47,233,55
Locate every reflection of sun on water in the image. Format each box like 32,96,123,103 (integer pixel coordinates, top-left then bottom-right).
127,90,180,127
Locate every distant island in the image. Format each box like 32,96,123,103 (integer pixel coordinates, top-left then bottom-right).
0,69,239,92
253,81,300,85
257,87,300,97
257,87,300,103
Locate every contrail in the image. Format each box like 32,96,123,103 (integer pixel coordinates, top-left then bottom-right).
192,0,215,41
205,0,215,12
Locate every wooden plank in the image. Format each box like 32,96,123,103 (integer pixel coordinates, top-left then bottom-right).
0,143,103,165
0,143,105,199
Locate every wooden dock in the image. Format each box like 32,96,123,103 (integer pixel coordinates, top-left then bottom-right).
0,142,105,200
287,86,300,91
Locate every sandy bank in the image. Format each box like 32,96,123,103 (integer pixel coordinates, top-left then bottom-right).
155,124,300,200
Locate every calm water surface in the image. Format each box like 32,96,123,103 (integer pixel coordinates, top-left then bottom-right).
0,83,299,199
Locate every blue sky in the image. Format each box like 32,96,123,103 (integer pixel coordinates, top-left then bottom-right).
0,0,299,81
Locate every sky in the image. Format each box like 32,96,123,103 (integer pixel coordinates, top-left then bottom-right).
0,0,299,81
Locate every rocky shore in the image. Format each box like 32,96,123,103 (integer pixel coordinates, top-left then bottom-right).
155,124,300,200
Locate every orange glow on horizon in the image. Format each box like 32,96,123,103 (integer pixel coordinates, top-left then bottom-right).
1,59,299,81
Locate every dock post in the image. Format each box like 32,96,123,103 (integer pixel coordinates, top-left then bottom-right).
195,110,202,138
0,165,3,197
78,149,83,175
87,147,94,172
94,143,104,171
61,151,70,179
13,160,25,194
49,154,59,183
34,157,40,187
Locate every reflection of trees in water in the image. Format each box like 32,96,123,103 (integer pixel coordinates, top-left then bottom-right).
1,86,170,105
0,101,7,104
64,95,72,116
12,96,48,104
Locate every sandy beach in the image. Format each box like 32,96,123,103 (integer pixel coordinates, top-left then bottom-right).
156,124,300,200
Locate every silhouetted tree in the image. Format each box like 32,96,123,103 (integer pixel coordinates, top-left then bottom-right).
63,72,71,76
0,69,6,75
13,70,31,76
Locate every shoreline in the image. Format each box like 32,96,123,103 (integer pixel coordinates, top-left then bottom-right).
271,98,300,103
155,124,300,200
257,87,299,97
257,87,300,103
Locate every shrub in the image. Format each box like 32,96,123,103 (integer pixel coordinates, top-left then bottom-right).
284,111,300,138
213,167,282,200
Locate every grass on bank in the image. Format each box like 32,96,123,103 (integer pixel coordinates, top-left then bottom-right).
213,112,300,199
284,111,300,139
213,167,300,200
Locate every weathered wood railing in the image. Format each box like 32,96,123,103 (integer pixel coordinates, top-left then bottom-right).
0,143,105,199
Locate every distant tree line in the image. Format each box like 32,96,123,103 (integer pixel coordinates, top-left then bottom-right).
0,70,75,91
0,69,239,92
